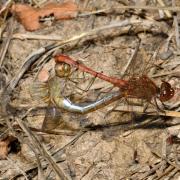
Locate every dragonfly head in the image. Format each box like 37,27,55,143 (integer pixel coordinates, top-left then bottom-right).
55,62,71,78
158,81,174,102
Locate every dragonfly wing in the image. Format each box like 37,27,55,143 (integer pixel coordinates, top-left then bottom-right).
42,104,62,130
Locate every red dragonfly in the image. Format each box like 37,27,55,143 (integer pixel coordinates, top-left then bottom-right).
4,50,175,132
53,51,176,167
54,54,175,109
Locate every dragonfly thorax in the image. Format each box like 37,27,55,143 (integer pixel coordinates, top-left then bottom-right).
121,75,159,101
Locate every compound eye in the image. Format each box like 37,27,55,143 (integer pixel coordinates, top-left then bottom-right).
64,64,71,73
55,63,71,77
159,81,174,102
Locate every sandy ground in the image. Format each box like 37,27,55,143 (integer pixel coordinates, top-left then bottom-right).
0,0,180,179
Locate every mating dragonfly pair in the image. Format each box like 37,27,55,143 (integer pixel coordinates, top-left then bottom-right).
30,54,174,131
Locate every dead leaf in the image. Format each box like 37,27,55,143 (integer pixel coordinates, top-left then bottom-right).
11,2,78,31
38,67,50,82
0,140,9,159
0,136,20,159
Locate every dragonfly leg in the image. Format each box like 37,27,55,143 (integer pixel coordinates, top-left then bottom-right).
160,101,170,110
68,72,97,94
141,99,161,115
94,86,115,102
104,98,124,118
154,97,165,113
60,78,69,95
142,102,149,113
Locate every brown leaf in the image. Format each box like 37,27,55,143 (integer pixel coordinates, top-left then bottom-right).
11,2,78,31
0,141,9,159
0,136,17,159
37,67,50,82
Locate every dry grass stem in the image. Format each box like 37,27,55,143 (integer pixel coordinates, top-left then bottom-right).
151,70,180,78
51,130,86,156
0,0,13,15
1,2,179,178
6,157,29,180
150,148,180,170
157,0,172,18
55,19,144,46
3,33,63,41
15,117,70,180
113,105,180,118
79,5,180,17
172,0,180,49
0,19,14,66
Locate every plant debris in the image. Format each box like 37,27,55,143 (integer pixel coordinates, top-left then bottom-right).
11,2,78,31
0,0,180,179
0,135,20,159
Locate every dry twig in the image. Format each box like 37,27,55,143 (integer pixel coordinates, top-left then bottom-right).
79,5,180,17
113,105,180,118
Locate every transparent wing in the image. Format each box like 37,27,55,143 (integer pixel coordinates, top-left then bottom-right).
123,40,162,79
42,104,62,130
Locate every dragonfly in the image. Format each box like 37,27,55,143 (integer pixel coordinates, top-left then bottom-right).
54,53,175,110
1,48,175,133
29,70,123,131
29,50,175,131
0,65,122,133
53,48,177,169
